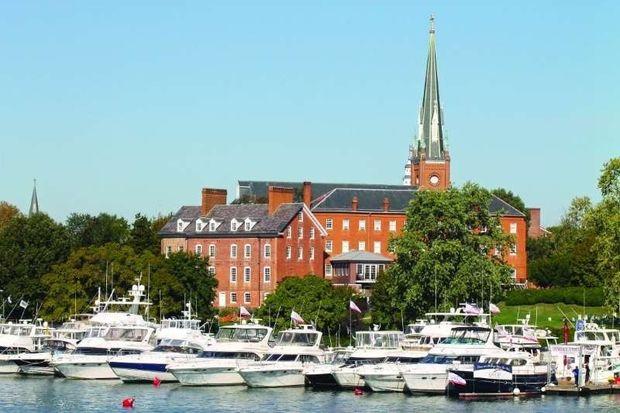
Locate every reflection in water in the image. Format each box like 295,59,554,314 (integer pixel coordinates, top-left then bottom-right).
0,376,619,413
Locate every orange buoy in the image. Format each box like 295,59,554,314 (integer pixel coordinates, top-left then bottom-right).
122,397,135,408
153,376,161,387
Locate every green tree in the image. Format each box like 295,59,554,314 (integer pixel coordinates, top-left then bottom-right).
0,202,21,232
491,187,530,229
66,213,130,248
255,276,355,336
370,270,401,328
0,213,70,308
384,183,513,321
129,213,160,254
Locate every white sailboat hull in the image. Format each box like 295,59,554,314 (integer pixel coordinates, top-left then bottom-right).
402,371,447,394
332,370,364,388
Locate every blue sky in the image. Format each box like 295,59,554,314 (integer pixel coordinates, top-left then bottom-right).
1,1,618,226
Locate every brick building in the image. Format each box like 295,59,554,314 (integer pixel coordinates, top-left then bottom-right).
159,186,326,308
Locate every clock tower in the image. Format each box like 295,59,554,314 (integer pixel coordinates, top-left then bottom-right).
403,16,451,191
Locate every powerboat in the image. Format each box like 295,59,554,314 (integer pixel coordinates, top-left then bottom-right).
238,325,325,388
304,348,354,389
401,326,501,394
356,350,426,392
52,281,157,379
109,307,215,382
332,330,404,389
446,349,548,396
0,319,52,374
168,321,273,386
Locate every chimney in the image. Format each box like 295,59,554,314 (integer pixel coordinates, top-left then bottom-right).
528,207,542,238
351,196,359,211
201,188,227,215
382,197,390,212
268,186,295,215
302,181,313,207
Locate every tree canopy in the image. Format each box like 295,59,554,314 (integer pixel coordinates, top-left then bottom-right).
0,202,21,231
66,213,130,248
372,183,513,326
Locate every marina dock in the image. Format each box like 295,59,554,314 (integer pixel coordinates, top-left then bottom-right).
545,383,620,396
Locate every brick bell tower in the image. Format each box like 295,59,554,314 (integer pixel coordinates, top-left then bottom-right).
403,16,451,191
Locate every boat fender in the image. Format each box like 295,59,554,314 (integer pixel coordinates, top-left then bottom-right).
153,377,161,387
122,398,135,408
541,386,546,393
513,387,521,396
354,387,364,396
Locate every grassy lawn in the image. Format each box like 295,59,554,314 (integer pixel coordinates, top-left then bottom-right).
494,303,612,336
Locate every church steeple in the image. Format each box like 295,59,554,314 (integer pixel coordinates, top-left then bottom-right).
29,179,39,216
417,15,445,160
405,15,451,190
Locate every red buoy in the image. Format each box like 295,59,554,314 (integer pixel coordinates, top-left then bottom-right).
354,387,364,395
122,398,135,408
153,376,161,387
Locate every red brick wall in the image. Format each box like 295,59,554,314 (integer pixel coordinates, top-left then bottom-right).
499,216,528,283
412,158,451,190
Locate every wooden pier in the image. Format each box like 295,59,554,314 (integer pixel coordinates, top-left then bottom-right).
545,383,620,396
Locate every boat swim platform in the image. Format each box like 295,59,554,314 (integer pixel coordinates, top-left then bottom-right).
545,384,620,396
458,392,540,400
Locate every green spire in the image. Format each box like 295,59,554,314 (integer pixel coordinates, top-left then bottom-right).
29,179,39,216
417,15,445,160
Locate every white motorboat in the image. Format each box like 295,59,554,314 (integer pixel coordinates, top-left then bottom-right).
332,330,405,388
52,281,157,379
238,325,325,388
168,321,273,386
304,348,354,389
401,326,501,394
109,306,215,382
0,319,52,374
356,350,426,392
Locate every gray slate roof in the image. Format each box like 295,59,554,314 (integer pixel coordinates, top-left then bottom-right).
159,203,304,237
330,250,393,263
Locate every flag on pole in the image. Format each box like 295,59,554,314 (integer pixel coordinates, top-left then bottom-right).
239,306,251,317
6,296,11,304
489,302,500,314
464,303,482,315
290,310,304,324
448,372,467,386
349,300,362,314
19,300,28,309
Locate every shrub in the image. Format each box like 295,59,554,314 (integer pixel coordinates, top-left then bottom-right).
505,287,604,307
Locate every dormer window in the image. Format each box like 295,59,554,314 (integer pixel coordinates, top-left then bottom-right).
244,218,255,231
176,219,189,233
231,219,240,231
196,219,206,232
208,219,220,232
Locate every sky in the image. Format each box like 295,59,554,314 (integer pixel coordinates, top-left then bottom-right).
1,1,618,227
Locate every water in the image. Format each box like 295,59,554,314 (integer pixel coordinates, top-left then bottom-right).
0,376,619,412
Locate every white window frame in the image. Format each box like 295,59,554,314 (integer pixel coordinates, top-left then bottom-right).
287,226,292,238
310,228,315,240
359,219,366,231
244,267,251,283
244,292,251,304
342,219,349,230
310,247,315,260
325,264,333,277
298,227,303,239
358,241,366,251
244,244,251,258
208,266,215,275
264,244,271,258
244,221,251,231
373,241,381,254
374,220,381,231
298,247,303,260
298,211,303,222
230,219,240,232
325,240,333,253
208,244,216,258
165,245,172,258
510,223,517,234
230,244,238,259
342,241,349,253
263,266,271,283
230,292,237,303
389,220,397,232
230,267,237,283
195,244,203,256
510,242,517,256
286,246,292,260
325,218,333,230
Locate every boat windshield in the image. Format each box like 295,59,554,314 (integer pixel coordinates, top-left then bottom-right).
441,329,490,345
103,327,149,342
216,327,269,343
85,327,107,338
480,356,527,366
198,351,260,360
385,356,421,364
153,339,202,354
9,326,33,336
160,319,201,330
355,332,403,349
420,355,456,364
276,331,319,347
576,331,611,342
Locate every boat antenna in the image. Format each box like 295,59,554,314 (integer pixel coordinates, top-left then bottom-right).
272,305,282,330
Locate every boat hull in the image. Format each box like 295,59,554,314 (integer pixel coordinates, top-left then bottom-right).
171,366,245,386
0,359,20,374
447,369,547,397
54,360,117,380
362,373,406,392
332,370,364,388
305,372,339,389
239,367,306,388
108,361,176,383
402,371,447,394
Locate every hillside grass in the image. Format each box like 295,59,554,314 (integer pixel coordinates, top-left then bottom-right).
494,303,611,336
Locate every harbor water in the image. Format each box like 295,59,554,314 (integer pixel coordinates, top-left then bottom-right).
1,376,618,412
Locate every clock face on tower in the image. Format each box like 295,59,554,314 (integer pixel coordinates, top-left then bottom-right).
429,175,440,186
